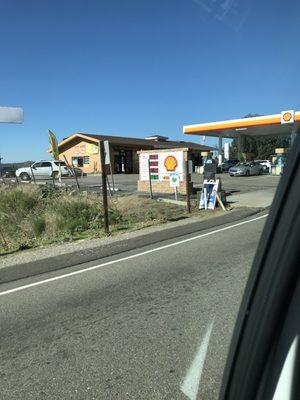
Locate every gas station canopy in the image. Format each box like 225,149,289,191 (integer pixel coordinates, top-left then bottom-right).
183,110,300,139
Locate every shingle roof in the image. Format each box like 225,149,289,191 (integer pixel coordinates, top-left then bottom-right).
74,133,214,152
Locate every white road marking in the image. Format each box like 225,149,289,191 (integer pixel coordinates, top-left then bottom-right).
181,318,215,400
0,214,268,297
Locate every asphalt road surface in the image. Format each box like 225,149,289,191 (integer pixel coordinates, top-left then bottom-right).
1,173,280,195
0,214,268,400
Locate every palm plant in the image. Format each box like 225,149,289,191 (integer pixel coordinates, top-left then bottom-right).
48,130,61,182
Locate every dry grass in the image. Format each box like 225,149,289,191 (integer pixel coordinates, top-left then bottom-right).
0,185,221,256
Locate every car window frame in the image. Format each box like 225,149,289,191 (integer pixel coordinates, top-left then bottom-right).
219,134,300,400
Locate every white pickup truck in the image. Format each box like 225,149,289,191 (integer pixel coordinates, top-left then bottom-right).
16,160,70,181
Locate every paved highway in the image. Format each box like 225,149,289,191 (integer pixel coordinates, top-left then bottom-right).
0,214,268,400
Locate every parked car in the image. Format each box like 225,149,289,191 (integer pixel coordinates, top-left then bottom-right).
69,167,86,177
220,159,239,172
229,161,263,176
255,159,271,173
16,160,70,181
0,166,16,178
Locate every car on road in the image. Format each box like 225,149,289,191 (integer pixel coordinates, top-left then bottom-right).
69,166,87,177
220,159,239,172
0,166,16,178
16,160,70,181
229,161,263,176
255,159,271,173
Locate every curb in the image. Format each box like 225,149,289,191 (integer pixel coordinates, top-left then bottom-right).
0,208,264,285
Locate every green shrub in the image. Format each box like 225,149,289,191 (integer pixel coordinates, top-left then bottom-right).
0,190,37,220
32,216,46,237
109,209,123,224
55,200,103,235
39,184,61,199
145,208,155,221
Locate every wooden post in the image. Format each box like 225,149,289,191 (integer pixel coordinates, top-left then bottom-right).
109,144,115,193
63,155,80,191
30,165,36,185
50,164,55,186
185,160,191,213
215,190,226,211
106,175,112,197
148,159,153,199
204,187,208,210
99,141,109,235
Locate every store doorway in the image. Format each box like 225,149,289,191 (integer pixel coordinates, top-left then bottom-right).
114,149,133,173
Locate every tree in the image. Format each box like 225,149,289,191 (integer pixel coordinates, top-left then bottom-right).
230,113,291,159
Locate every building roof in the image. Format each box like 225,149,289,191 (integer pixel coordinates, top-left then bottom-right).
183,110,300,139
59,133,214,152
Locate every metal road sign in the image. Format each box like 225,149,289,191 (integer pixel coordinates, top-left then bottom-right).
169,173,180,187
0,107,23,123
104,140,110,165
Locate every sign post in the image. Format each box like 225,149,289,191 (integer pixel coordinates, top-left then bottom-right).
185,160,191,213
99,141,109,235
169,173,180,201
63,155,80,191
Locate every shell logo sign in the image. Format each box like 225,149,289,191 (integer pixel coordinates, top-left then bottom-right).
164,155,178,172
281,110,294,124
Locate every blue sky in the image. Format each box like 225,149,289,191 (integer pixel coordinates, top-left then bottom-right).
0,0,299,162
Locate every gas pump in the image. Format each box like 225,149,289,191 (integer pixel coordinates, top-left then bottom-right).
271,148,287,175
203,152,217,180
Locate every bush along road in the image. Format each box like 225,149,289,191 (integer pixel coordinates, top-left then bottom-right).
0,184,215,256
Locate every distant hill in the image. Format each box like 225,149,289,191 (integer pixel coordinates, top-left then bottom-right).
0,161,34,170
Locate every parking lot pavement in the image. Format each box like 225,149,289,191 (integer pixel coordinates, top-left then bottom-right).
227,188,276,208
1,173,281,196
192,173,281,196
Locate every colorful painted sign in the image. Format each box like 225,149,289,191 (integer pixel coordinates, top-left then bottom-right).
74,143,86,155
86,143,99,155
199,179,220,210
139,150,184,182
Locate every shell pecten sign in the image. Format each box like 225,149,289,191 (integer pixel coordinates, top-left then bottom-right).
281,110,294,124
164,155,178,172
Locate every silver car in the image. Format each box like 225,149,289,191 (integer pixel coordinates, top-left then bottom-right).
229,162,263,176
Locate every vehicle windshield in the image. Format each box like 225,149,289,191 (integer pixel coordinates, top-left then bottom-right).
54,161,67,166
0,1,296,399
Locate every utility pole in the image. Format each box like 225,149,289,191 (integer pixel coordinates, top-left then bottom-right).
99,141,109,235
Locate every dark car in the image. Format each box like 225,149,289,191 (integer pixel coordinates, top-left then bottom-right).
220,159,239,172
69,167,87,177
0,166,16,178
